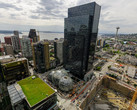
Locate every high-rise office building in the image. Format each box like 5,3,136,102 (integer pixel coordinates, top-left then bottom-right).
28,29,39,42
20,37,32,59
64,2,101,79
32,41,50,73
11,35,20,52
13,30,19,37
4,37,12,45
0,44,4,56
3,44,14,55
54,39,64,64
11,30,21,52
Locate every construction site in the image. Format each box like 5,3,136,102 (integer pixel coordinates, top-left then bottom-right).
79,76,137,110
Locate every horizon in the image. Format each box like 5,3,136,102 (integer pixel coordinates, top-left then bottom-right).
0,0,137,33
0,29,137,35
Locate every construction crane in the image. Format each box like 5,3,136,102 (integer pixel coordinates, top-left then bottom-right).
128,87,137,110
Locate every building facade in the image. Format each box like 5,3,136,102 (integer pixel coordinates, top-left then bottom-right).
20,37,32,59
13,30,19,37
28,29,39,43
63,2,101,79
54,39,64,65
32,41,50,73
0,58,30,84
4,37,12,45
3,44,14,55
11,35,20,52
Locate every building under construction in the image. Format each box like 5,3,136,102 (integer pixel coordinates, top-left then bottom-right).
79,76,137,110
0,56,30,84
32,41,50,73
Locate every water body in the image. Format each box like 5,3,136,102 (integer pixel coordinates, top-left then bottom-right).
0,32,64,42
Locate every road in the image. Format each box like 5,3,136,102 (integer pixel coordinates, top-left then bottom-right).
57,94,79,110
94,54,119,77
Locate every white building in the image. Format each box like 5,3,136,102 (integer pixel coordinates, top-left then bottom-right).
20,37,32,59
127,66,136,78
54,39,64,64
11,35,20,52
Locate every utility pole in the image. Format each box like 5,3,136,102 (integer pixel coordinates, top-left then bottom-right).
115,27,120,43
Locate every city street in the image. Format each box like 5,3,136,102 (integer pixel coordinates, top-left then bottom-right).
94,54,119,77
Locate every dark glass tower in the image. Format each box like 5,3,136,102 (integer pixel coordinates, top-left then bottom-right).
63,2,101,79
28,29,39,42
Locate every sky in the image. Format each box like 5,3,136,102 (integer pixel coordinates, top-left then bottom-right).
0,0,137,33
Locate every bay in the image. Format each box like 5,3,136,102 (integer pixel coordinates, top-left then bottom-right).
0,32,64,42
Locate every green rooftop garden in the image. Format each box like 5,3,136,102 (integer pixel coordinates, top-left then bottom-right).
18,76,55,107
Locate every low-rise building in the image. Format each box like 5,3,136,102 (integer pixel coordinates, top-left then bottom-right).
50,57,56,68
0,57,30,84
7,76,57,110
117,55,137,66
127,67,136,78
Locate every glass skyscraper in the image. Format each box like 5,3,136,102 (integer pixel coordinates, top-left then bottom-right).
63,2,101,79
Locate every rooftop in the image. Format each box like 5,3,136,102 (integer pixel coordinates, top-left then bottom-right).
17,76,55,107
2,58,27,66
7,84,25,106
0,55,15,64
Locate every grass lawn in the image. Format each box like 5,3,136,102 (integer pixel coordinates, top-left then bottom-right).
18,76,55,107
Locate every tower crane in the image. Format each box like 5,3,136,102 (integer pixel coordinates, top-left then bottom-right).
128,87,137,110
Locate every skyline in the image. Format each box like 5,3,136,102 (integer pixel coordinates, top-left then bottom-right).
0,0,137,33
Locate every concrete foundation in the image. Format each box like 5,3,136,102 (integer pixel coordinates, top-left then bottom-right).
80,76,136,110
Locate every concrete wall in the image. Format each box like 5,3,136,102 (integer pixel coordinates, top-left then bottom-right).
80,78,103,110
80,76,136,110
102,77,135,99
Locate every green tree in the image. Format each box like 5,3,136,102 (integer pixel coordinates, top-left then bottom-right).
105,44,109,48
96,66,101,71
108,65,111,69
135,54,137,58
134,84,137,87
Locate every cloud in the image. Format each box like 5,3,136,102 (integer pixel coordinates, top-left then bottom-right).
0,2,22,10
31,0,67,20
0,0,136,33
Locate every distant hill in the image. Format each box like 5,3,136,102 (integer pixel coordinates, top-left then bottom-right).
39,31,63,33
0,30,22,34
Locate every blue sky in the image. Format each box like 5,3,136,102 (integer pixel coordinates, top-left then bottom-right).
0,0,137,33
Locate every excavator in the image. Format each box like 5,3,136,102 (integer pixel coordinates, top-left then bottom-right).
128,87,137,110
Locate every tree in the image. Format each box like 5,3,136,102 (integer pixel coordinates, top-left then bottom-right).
108,65,111,69
135,54,137,58
134,84,137,87
96,66,101,71
105,44,109,48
